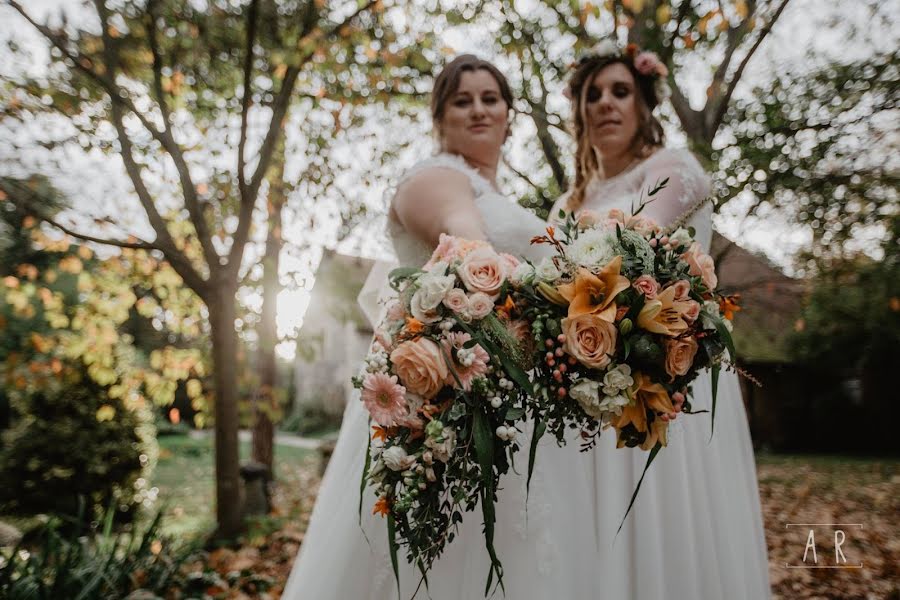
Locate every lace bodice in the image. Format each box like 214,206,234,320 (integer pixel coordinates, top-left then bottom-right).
387,153,553,266
553,148,715,252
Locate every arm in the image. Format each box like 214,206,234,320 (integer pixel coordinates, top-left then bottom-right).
391,167,488,248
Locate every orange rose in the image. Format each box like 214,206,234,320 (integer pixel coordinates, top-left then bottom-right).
562,313,618,369
664,337,699,380
390,338,449,400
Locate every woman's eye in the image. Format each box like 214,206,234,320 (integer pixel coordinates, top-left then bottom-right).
454,98,471,106
614,85,631,98
586,87,601,103
483,95,498,104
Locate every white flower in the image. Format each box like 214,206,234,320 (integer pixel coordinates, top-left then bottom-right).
512,262,535,285
535,257,561,282
597,393,629,416
668,227,694,249
602,364,634,395
410,272,455,323
700,300,721,330
570,379,603,418
424,260,449,275
382,446,416,472
592,39,619,58
424,426,457,463
567,229,616,269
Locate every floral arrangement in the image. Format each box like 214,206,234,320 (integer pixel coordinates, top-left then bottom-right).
509,188,738,523
354,234,534,596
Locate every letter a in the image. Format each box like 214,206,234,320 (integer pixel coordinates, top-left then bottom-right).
835,530,847,564
803,529,817,563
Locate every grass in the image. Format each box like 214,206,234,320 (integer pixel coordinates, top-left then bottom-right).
152,433,313,538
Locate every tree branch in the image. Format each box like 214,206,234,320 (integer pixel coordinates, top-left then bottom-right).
10,0,219,273
709,0,792,134
237,0,260,201
227,0,381,276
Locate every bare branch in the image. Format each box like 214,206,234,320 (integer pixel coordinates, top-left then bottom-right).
40,215,157,251
145,0,171,129
10,0,219,272
237,0,260,201
709,0,792,134
228,0,381,275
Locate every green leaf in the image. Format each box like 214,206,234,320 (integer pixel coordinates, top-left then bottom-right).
359,420,371,526
709,365,720,442
616,442,662,538
527,416,546,501
714,318,737,363
387,513,401,599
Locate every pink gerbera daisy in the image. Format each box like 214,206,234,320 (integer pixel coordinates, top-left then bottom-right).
442,332,490,391
361,373,408,427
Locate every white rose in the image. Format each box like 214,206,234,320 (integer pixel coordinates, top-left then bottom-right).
410,273,455,323
511,262,535,285
424,260,449,275
382,446,415,472
535,257,561,282
567,229,616,269
369,458,387,483
602,364,634,395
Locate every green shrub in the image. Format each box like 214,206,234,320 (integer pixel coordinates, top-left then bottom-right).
280,404,342,436
0,372,156,521
0,503,195,599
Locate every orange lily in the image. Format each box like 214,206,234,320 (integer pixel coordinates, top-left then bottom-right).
373,496,391,517
719,294,742,321
557,257,630,321
405,316,425,335
495,295,516,319
637,285,691,336
613,373,674,449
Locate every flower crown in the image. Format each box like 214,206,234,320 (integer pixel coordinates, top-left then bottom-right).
564,40,670,105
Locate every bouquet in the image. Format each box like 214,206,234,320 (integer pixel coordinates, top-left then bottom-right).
510,200,739,525
355,234,534,596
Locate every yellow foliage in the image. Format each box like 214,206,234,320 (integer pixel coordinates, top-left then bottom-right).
186,378,203,399
58,256,83,274
656,4,671,24
96,404,116,422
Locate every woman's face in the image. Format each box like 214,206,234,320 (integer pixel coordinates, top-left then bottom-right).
439,69,509,160
584,62,640,159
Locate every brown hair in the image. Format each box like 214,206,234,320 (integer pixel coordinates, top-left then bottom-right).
567,57,665,211
431,54,514,142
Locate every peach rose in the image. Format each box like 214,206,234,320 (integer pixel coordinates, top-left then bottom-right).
457,246,508,298
442,288,469,313
468,292,494,320
562,313,618,369
632,275,660,300
500,253,520,273
664,337,699,380
683,300,701,322
390,338,449,400
682,242,718,290
577,210,602,228
669,279,692,301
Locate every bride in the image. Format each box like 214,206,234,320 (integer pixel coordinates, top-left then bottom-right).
282,55,599,599
551,42,772,599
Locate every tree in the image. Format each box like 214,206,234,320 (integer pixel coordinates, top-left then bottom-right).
2,0,435,537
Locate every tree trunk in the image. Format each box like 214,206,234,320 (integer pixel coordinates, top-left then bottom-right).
253,202,282,473
208,284,243,539
253,152,286,474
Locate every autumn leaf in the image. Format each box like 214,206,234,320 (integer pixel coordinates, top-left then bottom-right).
96,404,116,421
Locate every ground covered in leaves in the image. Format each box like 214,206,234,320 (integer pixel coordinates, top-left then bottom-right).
168,452,898,599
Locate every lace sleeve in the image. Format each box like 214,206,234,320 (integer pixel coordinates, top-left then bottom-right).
634,149,713,230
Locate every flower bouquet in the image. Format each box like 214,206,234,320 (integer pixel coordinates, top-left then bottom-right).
510,196,739,527
354,234,534,596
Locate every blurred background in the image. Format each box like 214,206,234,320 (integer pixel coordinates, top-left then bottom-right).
0,0,897,598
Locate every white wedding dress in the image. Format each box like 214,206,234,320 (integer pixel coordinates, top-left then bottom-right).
283,153,597,599
550,148,772,599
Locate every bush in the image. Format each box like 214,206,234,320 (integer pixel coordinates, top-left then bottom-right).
0,371,156,521
0,503,195,599
280,404,342,437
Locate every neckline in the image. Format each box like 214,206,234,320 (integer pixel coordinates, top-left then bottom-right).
435,152,502,194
